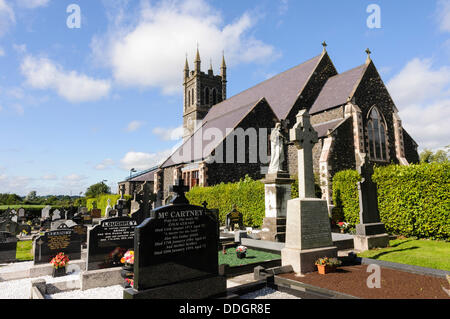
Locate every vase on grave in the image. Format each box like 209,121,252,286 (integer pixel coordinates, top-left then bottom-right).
236,252,246,259
52,267,66,278
121,264,134,288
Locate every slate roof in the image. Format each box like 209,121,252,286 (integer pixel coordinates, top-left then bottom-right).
313,118,346,138
309,63,368,115
129,169,157,182
204,54,323,122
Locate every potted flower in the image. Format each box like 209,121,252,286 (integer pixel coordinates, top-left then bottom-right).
50,252,70,277
120,250,134,288
236,246,247,259
315,257,342,275
337,222,349,233
120,250,134,270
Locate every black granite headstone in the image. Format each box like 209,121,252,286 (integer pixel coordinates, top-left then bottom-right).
0,232,17,263
0,220,20,235
124,179,224,299
71,224,88,246
225,206,245,231
33,229,81,265
86,217,137,270
356,156,386,236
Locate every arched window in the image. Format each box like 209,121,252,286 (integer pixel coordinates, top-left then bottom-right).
187,90,191,107
212,89,217,105
367,107,387,161
205,87,210,104
191,88,195,105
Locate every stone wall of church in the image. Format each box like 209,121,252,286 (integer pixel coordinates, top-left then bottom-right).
403,129,420,164
353,62,398,164
310,107,344,125
285,53,338,128
287,142,323,178
327,117,356,179
162,167,174,201
206,100,278,186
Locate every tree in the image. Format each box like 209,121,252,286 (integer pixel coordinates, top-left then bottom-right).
85,182,111,198
420,145,449,163
24,191,38,204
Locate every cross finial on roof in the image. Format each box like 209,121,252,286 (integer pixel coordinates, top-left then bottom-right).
322,41,327,51
365,48,372,63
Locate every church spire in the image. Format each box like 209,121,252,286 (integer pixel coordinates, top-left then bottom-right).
221,51,227,100
195,45,201,73
184,54,190,79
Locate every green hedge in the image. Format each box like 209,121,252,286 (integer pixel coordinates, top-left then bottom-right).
333,163,450,240
86,194,131,217
186,175,265,227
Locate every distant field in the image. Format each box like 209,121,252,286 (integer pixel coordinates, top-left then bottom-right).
0,205,58,210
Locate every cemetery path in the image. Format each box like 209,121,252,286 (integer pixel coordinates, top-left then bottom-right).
280,265,450,299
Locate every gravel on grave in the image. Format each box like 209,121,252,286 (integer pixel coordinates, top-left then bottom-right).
47,285,124,299
239,287,300,299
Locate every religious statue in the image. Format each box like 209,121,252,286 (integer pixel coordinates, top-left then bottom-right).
268,123,287,174
105,198,112,217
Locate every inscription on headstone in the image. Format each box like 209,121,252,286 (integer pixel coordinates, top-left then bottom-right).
86,217,137,270
33,229,81,265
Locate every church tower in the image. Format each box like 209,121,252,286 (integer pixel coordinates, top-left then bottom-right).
183,49,227,140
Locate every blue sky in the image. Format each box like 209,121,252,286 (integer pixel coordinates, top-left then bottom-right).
0,0,449,196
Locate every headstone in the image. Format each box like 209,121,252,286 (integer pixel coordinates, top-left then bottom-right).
108,209,118,218
91,209,102,219
225,206,245,231
123,179,226,299
71,214,83,225
71,224,88,246
0,220,20,235
281,110,337,274
51,219,67,230
130,182,152,225
11,210,18,223
33,229,81,265
18,208,26,222
42,206,51,219
353,155,390,251
52,209,61,221
86,217,137,270
0,232,18,263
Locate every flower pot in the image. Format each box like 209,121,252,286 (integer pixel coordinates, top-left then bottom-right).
316,264,337,275
236,252,246,259
52,267,66,278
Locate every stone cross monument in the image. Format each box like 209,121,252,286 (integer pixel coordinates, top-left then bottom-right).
260,122,293,242
281,110,337,274
353,154,389,251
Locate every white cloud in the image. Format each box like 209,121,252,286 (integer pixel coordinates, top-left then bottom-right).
20,55,111,103
120,149,173,170
64,174,87,182
387,58,450,150
16,0,50,9
42,174,58,180
437,0,450,32
95,158,115,170
92,0,278,94
0,47,4,56
0,175,34,195
126,120,145,132
0,0,15,37
153,126,184,141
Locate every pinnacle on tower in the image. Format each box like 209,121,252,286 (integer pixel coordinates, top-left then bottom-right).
195,45,201,72
184,54,190,79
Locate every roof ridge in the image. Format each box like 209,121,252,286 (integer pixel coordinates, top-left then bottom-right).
205,54,323,113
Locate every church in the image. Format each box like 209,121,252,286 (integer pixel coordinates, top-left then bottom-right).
120,43,419,207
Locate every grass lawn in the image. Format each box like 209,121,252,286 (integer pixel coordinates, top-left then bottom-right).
357,238,450,271
218,247,280,267
16,240,34,261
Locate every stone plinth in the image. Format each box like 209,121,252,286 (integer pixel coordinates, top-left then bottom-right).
353,233,390,252
260,172,293,242
281,198,337,274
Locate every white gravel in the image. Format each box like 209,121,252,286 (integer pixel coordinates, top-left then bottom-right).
0,277,33,299
46,285,124,299
0,261,33,273
240,287,300,299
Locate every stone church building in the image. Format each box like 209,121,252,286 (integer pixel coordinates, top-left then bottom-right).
121,44,419,207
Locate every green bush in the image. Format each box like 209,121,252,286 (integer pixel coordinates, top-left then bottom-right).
332,170,361,226
186,175,265,227
332,163,450,240
86,194,131,217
